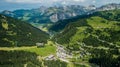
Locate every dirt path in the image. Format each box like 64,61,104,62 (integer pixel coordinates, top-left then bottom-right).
0,46,36,51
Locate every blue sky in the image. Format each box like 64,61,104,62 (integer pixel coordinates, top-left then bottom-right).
0,0,120,11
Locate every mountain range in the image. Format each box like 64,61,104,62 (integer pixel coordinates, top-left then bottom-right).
1,3,120,31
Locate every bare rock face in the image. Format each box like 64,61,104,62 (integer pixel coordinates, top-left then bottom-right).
85,5,96,10
96,3,120,11
50,14,58,23
1,5,89,24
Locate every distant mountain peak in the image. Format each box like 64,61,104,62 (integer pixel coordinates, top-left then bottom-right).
85,5,96,10
96,3,120,11
2,10,12,14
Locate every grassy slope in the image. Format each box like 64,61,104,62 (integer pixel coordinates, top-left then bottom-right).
54,9,120,46
25,45,56,56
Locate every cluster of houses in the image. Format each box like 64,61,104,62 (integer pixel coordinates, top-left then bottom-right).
36,42,73,61
57,45,72,59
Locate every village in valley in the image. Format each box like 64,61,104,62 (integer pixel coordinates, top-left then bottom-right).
36,41,73,62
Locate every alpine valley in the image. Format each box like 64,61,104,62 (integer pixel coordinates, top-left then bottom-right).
0,3,120,67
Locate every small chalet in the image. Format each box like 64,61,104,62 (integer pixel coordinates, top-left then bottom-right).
36,43,44,48
45,55,56,60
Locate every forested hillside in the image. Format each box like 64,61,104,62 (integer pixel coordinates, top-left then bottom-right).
0,15,49,47
52,9,120,67
0,51,42,67
0,50,68,67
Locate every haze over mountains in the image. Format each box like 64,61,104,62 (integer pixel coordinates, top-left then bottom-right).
1,5,88,23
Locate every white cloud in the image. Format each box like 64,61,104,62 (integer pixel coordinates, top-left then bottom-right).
6,0,42,3
74,0,85,2
62,1,67,5
92,0,96,3
5,0,86,4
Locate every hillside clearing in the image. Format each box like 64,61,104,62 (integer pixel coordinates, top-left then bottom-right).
0,45,56,56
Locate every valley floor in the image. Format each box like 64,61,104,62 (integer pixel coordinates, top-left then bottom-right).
0,43,98,67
